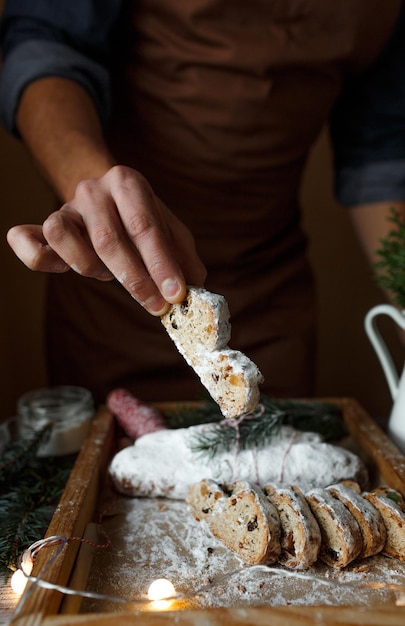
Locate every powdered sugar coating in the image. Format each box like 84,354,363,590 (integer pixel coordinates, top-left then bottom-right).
109,423,368,499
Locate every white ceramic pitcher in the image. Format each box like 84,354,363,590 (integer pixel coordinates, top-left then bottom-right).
365,304,405,452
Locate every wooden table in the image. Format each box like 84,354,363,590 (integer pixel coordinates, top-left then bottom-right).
0,573,19,624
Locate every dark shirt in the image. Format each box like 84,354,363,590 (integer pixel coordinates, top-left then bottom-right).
1,0,405,206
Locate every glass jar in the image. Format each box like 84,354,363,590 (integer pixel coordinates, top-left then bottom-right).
17,385,94,456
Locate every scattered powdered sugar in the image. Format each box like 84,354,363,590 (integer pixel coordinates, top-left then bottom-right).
80,497,405,614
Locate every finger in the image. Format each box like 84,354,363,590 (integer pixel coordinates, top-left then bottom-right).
74,169,184,313
7,224,70,273
42,206,114,280
72,175,174,314
106,168,187,303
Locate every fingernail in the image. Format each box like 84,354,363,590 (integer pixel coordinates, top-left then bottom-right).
144,295,169,315
53,260,70,272
161,278,181,299
96,270,114,281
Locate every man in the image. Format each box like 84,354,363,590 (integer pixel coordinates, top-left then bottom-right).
1,0,405,404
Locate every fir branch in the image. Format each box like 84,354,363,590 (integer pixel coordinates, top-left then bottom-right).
190,405,284,459
263,398,346,441
374,207,405,309
0,423,52,485
182,396,345,459
0,492,54,569
0,446,74,570
165,394,345,439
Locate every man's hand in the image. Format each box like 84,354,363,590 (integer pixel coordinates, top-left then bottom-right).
7,165,207,315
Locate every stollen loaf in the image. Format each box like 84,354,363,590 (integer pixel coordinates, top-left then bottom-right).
109,422,368,499
161,286,263,418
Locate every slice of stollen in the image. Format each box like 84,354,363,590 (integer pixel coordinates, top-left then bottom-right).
263,484,321,569
161,286,263,418
306,488,362,568
327,483,386,559
370,486,405,512
192,349,264,418
161,286,231,356
363,489,405,561
185,478,225,523
187,479,281,564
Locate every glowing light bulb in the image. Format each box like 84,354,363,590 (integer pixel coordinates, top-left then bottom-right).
396,593,405,606
10,552,33,596
147,578,176,610
11,570,28,595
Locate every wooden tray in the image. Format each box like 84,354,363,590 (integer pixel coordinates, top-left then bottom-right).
10,398,405,626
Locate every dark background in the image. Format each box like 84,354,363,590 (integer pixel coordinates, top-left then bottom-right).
0,12,402,420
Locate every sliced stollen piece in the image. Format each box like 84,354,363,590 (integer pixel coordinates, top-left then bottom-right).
263,484,321,570
187,479,281,565
327,483,386,559
305,488,362,568
370,486,405,512
185,478,225,522
363,489,405,561
338,480,362,494
161,286,264,418
193,349,264,419
161,286,231,360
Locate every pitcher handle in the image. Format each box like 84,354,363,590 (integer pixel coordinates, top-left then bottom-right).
364,304,404,401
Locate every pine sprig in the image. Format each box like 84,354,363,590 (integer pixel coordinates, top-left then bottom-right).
0,437,74,570
190,405,284,460
177,395,346,459
264,397,346,441
0,492,55,569
0,423,52,484
374,207,405,309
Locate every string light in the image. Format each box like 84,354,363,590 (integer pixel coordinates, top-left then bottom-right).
10,535,405,618
11,569,29,596
10,548,33,595
147,578,176,610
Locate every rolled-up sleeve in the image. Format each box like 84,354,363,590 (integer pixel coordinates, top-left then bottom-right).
330,4,405,206
0,0,122,135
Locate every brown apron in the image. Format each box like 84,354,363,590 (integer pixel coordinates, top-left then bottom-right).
46,0,401,404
